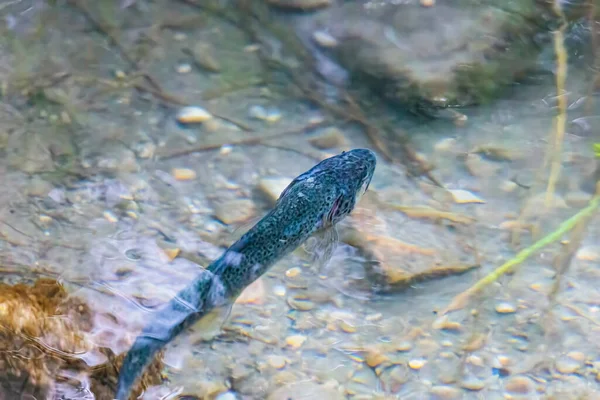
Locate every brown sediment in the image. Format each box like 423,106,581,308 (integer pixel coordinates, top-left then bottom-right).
0,277,164,400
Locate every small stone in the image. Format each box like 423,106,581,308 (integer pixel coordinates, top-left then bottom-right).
313,30,338,48
134,142,156,159
555,352,584,374
273,285,286,296
430,385,461,399
365,348,389,367
176,106,213,124
171,168,197,181
309,127,347,149
434,138,457,152
257,177,293,205
26,177,53,197
248,105,281,123
395,341,413,352
339,320,357,333
449,189,485,204
465,153,501,178
408,359,426,370
163,248,180,261
504,375,535,395
176,63,192,74
220,145,233,155
103,211,118,223
236,278,266,305
285,267,302,278
565,191,592,208
495,302,517,314
114,69,126,79
267,355,287,370
287,294,315,311
173,32,187,41
214,199,256,225
285,335,306,349
499,180,518,193
420,0,435,7
215,391,238,400
189,41,221,72
576,246,600,261
461,377,485,391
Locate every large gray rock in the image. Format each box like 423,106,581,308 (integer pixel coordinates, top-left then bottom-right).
303,0,570,116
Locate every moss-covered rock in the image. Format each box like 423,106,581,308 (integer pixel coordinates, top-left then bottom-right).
306,0,565,116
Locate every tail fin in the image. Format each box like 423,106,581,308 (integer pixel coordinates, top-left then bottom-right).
115,269,224,400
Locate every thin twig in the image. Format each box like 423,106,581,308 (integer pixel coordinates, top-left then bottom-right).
158,120,328,159
438,194,600,316
545,1,568,206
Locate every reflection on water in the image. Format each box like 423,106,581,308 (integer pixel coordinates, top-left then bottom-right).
0,0,599,399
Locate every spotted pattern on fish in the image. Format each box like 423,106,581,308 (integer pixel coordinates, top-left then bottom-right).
115,148,376,399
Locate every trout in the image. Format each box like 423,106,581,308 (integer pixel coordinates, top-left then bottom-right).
115,148,376,399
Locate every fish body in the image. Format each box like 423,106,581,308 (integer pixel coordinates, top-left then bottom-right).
115,148,376,399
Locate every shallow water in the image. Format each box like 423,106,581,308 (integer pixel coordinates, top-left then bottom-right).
0,1,599,399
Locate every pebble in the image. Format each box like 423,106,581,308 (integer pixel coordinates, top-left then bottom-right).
313,30,338,48
464,153,501,178
214,199,256,224
103,211,118,223
173,32,187,41
273,285,286,296
495,302,517,314
162,247,181,261
215,392,238,400
365,348,389,368
257,177,293,205
448,189,485,204
189,41,221,72
576,246,600,261
408,358,427,370
460,377,485,391
133,141,156,159
176,63,192,74
176,106,213,124
434,137,457,153
248,105,282,123
171,168,197,181
309,127,347,149
499,180,518,193
267,355,287,369
285,335,306,349
285,267,302,278
555,352,584,374
420,0,435,6
565,191,593,208
503,375,535,394
430,385,461,400
395,341,413,352
287,294,315,311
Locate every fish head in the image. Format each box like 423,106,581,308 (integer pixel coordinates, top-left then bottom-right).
278,148,376,231
320,148,376,226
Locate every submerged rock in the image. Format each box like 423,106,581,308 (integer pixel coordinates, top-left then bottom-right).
305,0,561,116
